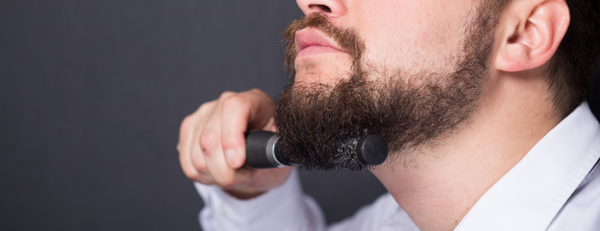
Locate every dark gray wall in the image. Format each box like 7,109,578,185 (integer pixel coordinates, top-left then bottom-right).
1,1,598,231
0,1,386,230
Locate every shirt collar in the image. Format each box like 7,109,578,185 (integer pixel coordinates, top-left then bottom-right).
455,102,600,231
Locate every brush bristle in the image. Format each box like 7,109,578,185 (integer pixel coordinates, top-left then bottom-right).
279,134,368,171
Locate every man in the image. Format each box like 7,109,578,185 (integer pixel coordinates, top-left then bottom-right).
178,0,600,230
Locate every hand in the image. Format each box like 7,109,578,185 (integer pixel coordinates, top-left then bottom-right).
178,89,294,199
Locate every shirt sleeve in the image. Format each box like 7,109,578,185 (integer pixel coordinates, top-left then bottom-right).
195,169,326,231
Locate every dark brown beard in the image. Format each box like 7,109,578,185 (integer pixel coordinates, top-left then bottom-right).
274,11,496,170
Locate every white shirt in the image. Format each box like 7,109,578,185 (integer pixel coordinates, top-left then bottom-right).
195,102,600,231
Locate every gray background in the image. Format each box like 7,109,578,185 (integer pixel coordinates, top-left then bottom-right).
1,1,598,230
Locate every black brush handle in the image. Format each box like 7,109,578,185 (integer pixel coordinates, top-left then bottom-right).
244,131,288,168
244,131,388,169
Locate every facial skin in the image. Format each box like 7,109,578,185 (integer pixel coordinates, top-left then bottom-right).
274,11,492,170
293,0,478,85
274,0,496,170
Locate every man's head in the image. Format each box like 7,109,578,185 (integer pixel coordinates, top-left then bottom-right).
484,0,600,117
273,0,600,169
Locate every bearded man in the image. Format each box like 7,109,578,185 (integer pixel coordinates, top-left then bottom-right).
178,0,600,230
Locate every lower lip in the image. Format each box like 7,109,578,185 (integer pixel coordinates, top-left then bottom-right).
296,45,347,60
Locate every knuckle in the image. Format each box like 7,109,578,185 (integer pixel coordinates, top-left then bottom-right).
220,137,236,150
179,115,194,136
220,134,242,153
197,101,215,117
248,88,271,102
181,166,200,181
222,94,249,110
248,88,265,96
199,132,217,154
219,91,236,100
191,157,208,173
180,101,215,138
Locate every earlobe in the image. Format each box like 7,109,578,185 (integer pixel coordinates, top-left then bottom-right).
494,0,570,73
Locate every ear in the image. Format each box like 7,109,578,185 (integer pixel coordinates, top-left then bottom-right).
494,0,570,72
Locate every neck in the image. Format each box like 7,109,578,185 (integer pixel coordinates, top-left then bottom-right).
371,70,560,231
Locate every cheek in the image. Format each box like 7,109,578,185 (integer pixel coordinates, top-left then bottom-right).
353,3,423,68
352,1,472,73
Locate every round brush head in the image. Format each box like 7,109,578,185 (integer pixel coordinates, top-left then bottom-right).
356,134,388,166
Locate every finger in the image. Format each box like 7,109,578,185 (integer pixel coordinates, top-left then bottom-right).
190,126,214,185
261,116,276,132
220,89,274,169
200,93,250,188
201,128,251,188
179,112,205,182
180,102,215,184
244,89,275,130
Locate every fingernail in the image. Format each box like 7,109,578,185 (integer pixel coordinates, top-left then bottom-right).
224,149,238,166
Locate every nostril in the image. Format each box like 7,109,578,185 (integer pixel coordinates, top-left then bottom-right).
309,4,332,13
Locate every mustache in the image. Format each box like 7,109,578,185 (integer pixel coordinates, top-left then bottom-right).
282,13,365,82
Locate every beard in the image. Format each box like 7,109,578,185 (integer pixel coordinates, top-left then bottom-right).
274,10,497,170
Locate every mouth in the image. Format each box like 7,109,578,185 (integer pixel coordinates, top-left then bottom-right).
295,27,347,61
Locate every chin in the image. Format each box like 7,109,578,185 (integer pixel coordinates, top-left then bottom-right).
295,63,353,86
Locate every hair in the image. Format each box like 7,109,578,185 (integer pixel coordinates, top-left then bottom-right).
549,0,600,117
485,0,600,117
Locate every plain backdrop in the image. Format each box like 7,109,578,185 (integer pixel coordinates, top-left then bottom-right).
1,1,598,230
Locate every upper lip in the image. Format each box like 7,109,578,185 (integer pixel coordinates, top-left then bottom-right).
295,27,346,54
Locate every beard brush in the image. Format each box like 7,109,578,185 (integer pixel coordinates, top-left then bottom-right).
244,130,388,170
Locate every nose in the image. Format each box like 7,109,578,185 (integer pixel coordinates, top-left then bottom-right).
296,0,347,18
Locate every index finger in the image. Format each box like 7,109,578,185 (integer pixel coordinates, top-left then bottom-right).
220,89,274,169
